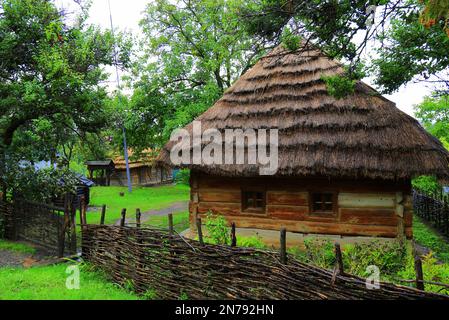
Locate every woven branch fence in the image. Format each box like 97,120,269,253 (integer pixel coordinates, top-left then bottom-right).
413,190,449,237
81,224,449,300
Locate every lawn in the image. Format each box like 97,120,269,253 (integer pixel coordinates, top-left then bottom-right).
0,240,36,254
143,211,190,233
88,184,190,225
413,215,449,263
0,263,139,300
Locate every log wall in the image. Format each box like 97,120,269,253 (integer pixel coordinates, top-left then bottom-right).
189,172,413,239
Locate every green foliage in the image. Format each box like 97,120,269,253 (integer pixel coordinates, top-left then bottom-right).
281,27,301,51
290,239,336,269
124,0,269,150
179,291,189,300
240,0,449,94
0,240,36,254
0,0,131,199
89,185,190,225
414,95,449,148
413,215,449,263
321,75,356,99
342,241,406,278
412,176,441,194
204,212,230,245
397,252,449,295
142,289,158,300
0,263,139,300
237,235,267,249
175,169,191,185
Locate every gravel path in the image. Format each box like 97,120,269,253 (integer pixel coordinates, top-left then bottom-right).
114,201,189,226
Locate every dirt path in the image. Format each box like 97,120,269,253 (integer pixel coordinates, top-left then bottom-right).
114,201,189,226
0,245,53,268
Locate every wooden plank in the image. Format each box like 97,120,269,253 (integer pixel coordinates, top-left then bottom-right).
339,208,397,226
197,215,399,238
267,191,308,206
267,205,308,220
197,202,242,216
338,193,396,208
199,190,241,203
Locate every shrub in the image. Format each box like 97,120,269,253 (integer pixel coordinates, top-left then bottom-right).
237,235,267,249
289,239,336,269
412,176,441,195
204,212,230,245
175,169,190,185
342,240,406,278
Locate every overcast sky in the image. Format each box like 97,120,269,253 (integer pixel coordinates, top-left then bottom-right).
55,0,434,118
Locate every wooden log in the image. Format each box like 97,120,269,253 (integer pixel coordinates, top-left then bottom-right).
100,205,106,225
415,256,425,291
231,222,237,247
280,228,287,264
120,209,126,227
136,209,141,228
335,243,344,275
168,213,174,237
196,218,204,246
70,201,77,254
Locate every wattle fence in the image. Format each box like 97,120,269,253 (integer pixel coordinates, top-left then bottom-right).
413,190,449,237
0,197,77,256
81,222,449,300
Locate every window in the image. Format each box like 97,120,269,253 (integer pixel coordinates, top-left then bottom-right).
310,192,336,215
242,190,266,213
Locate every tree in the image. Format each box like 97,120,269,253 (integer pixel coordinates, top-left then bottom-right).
0,0,131,199
125,0,271,153
415,95,449,149
239,0,449,93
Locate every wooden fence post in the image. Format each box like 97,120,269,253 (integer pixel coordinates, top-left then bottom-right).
100,205,106,225
415,256,425,291
136,209,141,228
231,222,237,247
168,213,174,237
196,218,204,245
280,228,287,264
120,208,126,227
335,243,344,275
70,200,77,254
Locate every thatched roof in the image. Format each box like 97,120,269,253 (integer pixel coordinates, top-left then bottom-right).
113,149,157,170
159,45,449,182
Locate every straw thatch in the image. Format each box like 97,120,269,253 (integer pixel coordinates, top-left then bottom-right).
113,149,158,170
159,45,449,182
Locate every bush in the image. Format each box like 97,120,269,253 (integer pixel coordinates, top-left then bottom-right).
397,252,449,295
342,241,406,278
204,212,230,245
237,235,267,249
288,239,336,269
412,176,441,194
175,169,190,185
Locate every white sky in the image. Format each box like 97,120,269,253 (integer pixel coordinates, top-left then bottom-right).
55,0,434,118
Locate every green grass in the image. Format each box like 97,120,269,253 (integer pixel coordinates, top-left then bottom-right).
88,185,190,225
0,240,36,254
413,215,449,263
0,263,139,300
143,211,190,233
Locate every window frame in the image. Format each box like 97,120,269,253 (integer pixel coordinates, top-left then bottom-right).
309,191,338,217
241,189,266,214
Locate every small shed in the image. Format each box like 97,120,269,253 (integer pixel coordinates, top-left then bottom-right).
85,160,115,186
159,44,449,240
110,149,173,187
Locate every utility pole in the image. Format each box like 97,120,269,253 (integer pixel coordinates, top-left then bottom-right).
108,0,132,193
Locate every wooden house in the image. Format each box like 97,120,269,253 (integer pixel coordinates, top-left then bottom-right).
159,45,449,240
110,149,173,187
